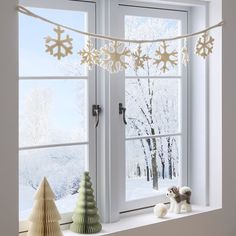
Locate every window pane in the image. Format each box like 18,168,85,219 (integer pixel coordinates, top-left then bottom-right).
19,145,87,220
126,136,180,201
19,79,88,147
126,79,180,138
125,15,181,76
19,7,87,76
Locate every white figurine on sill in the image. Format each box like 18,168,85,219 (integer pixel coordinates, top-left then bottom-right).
166,186,192,214
154,203,168,218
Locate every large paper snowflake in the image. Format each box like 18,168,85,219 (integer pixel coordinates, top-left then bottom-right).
153,41,178,73
45,26,73,60
195,32,214,59
100,41,131,73
78,39,100,70
132,44,151,71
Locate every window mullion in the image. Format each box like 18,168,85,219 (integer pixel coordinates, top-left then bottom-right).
126,133,182,141
19,141,89,151
19,76,89,80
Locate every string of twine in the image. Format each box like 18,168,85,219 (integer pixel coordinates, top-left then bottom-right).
17,5,224,44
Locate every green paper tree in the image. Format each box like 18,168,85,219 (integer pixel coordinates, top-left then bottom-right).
70,172,102,234
28,177,63,236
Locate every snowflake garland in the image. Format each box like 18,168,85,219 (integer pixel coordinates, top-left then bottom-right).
100,41,131,73
195,31,214,59
132,44,151,71
153,41,178,73
78,39,100,70
43,26,216,73
45,26,73,60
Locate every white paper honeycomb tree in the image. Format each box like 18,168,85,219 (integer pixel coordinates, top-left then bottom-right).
27,177,63,236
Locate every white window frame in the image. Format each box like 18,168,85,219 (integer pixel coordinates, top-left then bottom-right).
18,0,97,233
120,4,188,212
99,0,210,223
100,0,190,222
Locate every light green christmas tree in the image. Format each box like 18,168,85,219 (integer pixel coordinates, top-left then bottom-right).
70,172,102,234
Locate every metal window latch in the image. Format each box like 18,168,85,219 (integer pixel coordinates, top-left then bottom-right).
92,104,101,128
119,103,127,125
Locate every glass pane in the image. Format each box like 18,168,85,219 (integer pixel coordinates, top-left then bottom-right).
126,79,180,137
19,79,88,147
125,15,181,76
126,136,180,201
19,7,87,76
19,145,87,220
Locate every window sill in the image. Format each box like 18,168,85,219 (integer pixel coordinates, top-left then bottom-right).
63,205,221,236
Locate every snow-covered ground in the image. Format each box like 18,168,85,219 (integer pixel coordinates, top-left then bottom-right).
19,184,78,221
20,177,178,220
126,177,178,201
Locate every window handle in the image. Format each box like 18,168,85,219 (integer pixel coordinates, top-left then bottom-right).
92,104,101,128
119,103,127,125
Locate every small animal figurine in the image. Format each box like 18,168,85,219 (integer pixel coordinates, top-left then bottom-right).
153,203,168,218
166,186,192,214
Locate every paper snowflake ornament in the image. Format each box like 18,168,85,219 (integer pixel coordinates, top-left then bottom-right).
181,39,190,66
45,26,73,60
78,39,100,70
153,41,178,73
100,41,131,73
195,31,214,59
132,44,151,71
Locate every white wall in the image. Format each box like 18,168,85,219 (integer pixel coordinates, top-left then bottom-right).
0,0,18,235
2,0,236,235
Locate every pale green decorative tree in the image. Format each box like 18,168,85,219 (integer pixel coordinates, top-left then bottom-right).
70,172,102,234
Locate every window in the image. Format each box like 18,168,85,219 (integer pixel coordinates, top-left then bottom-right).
18,0,96,226
109,4,188,213
19,0,189,229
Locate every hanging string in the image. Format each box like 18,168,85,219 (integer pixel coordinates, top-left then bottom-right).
17,5,224,44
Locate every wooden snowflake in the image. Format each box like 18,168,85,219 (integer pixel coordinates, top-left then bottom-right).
181,39,190,66
132,44,151,71
45,26,73,60
153,41,178,73
100,41,131,73
195,32,214,59
78,39,100,70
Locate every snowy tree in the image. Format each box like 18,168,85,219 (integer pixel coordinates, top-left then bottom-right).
19,88,52,146
125,16,180,190
19,147,85,200
126,73,180,189
127,76,161,190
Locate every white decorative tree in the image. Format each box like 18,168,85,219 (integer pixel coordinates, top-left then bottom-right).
28,177,63,236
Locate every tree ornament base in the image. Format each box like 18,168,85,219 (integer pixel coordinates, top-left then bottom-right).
70,223,102,234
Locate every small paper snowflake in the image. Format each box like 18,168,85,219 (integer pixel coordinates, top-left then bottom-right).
153,41,178,73
45,26,73,60
100,41,131,73
195,32,214,59
181,39,190,66
78,39,100,70
132,44,151,71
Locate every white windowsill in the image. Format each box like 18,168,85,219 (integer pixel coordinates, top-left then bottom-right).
63,205,220,236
